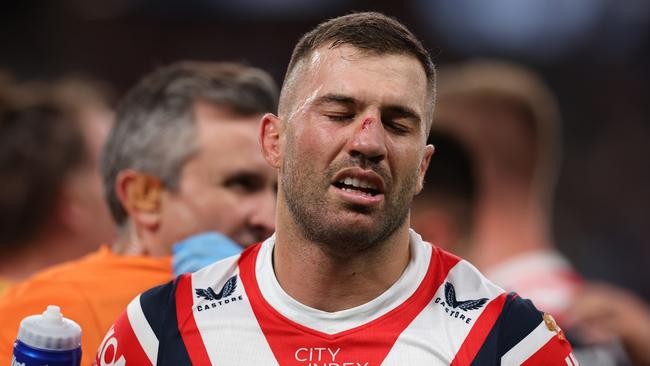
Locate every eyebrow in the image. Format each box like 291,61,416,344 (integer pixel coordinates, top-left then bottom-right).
383,105,422,125
312,94,358,108
223,167,269,181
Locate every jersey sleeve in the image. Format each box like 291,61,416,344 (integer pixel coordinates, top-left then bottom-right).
498,294,579,366
94,295,157,366
94,276,196,366
94,278,176,366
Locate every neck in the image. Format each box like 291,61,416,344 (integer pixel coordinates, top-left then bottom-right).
111,222,150,255
273,209,412,312
468,187,553,271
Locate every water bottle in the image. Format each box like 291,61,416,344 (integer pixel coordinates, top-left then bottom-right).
11,305,82,366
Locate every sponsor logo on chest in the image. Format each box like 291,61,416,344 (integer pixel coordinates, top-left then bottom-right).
294,347,368,366
433,282,488,324
194,275,244,311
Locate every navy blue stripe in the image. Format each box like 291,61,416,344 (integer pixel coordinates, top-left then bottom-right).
470,304,504,365
140,280,174,340
471,292,543,365
497,293,544,355
139,277,193,365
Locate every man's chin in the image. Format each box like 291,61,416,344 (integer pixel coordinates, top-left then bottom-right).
305,218,390,250
313,228,387,256
341,202,376,215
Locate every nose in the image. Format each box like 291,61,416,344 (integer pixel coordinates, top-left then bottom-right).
346,113,387,163
248,187,276,241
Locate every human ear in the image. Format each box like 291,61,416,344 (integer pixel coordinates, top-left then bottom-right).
260,113,282,169
115,170,163,230
415,144,435,194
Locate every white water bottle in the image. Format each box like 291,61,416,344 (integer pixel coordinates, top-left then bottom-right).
11,305,82,366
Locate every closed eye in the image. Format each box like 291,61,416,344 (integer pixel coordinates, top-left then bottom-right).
326,113,355,122
224,173,264,193
313,94,358,123
382,105,421,135
383,120,411,135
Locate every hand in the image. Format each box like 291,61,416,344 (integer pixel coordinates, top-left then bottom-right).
565,282,650,366
172,232,243,276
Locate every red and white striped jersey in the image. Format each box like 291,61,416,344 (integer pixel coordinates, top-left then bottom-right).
95,231,577,365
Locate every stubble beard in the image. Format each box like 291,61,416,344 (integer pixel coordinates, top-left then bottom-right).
281,151,418,257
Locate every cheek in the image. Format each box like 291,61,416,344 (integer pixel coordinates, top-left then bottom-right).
162,197,200,229
195,190,249,233
194,190,234,217
385,136,411,164
164,186,227,225
391,144,426,179
290,117,343,160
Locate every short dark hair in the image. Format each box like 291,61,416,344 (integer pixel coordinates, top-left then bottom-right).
0,87,86,251
102,61,279,226
281,12,435,118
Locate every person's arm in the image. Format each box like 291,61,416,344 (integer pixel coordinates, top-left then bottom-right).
96,295,157,366
497,295,578,365
566,282,650,366
95,275,198,366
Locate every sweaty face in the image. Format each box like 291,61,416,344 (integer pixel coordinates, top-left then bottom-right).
279,45,432,253
159,102,276,253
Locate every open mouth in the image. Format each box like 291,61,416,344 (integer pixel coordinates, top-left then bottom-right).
332,177,381,197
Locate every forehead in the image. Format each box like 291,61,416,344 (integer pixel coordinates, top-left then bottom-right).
292,45,428,114
192,102,268,172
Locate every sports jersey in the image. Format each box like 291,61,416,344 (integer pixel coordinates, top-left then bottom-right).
0,246,172,366
98,231,577,365
486,253,633,365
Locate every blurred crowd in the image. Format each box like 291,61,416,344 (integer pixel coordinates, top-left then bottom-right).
1,3,649,365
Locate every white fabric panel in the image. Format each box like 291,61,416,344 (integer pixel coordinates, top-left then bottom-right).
255,231,432,334
501,320,554,365
190,255,279,365
127,295,158,364
383,259,505,365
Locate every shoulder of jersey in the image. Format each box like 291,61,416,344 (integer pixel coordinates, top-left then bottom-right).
95,247,249,366
427,244,577,365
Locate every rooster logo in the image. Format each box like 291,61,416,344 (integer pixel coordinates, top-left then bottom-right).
444,282,488,311
195,275,237,301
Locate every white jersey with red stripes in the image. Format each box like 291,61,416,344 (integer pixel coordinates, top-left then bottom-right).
95,230,577,365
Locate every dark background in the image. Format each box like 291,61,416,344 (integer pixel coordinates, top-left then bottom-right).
2,0,648,298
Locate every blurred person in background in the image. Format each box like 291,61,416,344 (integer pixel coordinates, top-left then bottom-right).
567,283,650,366
432,59,579,321
0,76,116,293
432,59,650,365
411,130,477,257
0,61,278,366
